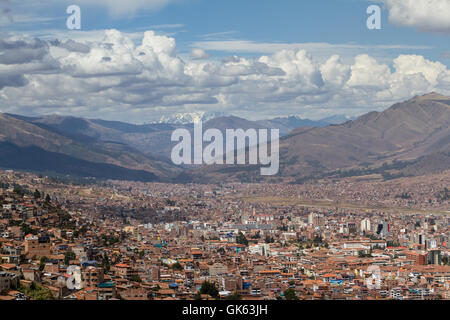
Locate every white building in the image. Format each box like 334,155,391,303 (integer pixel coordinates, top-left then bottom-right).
308,212,317,225
360,218,371,233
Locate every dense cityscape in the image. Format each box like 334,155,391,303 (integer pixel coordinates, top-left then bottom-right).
0,0,450,309
0,169,448,300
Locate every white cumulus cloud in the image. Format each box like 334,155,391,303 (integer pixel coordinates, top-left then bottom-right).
385,0,450,33
190,48,210,60
0,29,449,122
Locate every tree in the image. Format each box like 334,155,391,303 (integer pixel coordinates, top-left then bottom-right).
39,256,48,271
387,241,400,247
171,262,183,271
21,223,35,236
45,194,51,204
193,292,202,300
358,250,372,258
64,251,76,265
251,231,261,239
313,235,324,246
199,281,219,298
442,256,449,266
236,232,248,246
20,282,54,300
283,288,298,300
13,186,24,197
33,189,41,200
0,182,10,189
225,292,242,300
131,274,142,283
101,253,110,273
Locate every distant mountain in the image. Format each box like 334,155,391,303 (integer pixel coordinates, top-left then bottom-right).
9,93,446,185
10,113,329,162
257,116,329,135
180,93,450,183
0,142,159,182
0,113,180,181
320,114,356,125
157,111,229,124
155,112,349,128
279,92,450,179
6,114,182,161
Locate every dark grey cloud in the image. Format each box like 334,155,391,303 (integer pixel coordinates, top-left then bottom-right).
50,39,91,54
0,38,49,64
222,56,242,63
0,74,27,90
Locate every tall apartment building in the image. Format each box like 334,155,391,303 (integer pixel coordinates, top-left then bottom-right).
24,235,51,258
406,251,428,265
83,266,104,288
427,250,441,265
360,218,371,233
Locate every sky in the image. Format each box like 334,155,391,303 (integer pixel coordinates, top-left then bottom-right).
0,0,450,123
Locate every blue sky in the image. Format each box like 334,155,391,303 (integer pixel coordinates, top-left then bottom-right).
7,0,449,61
0,0,450,122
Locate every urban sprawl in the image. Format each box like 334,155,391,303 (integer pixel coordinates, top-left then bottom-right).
0,169,449,300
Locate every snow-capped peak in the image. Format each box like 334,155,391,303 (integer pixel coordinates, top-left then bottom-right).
157,111,228,124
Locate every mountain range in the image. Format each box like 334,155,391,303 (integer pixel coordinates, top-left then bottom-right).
0,113,180,182
179,93,450,183
5,113,342,162
155,111,351,126
0,92,448,183
0,111,332,181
